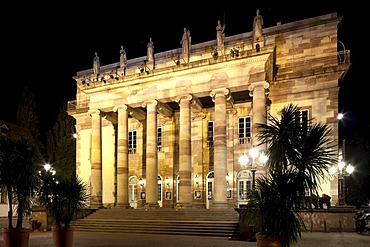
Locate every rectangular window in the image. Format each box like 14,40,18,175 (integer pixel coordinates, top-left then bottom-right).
207,121,214,147
157,181,162,201
239,117,251,144
207,181,213,200
157,127,162,152
0,188,5,203
295,109,309,133
128,130,137,154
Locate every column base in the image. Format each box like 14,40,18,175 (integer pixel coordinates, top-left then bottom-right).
177,203,193,209
332,204,356,210
144,203,160,210
211,202,229,209
115,203,132,209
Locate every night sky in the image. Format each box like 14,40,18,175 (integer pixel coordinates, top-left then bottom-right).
2,1,359,139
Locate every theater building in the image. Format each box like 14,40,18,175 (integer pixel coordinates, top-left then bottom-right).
67,12,350,210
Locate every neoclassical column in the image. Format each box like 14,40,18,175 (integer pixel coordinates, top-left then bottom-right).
248,81,270,149
210,88,230,209
89,109,103,209
175,94,193,208
113,105,130,208
142,100,158,207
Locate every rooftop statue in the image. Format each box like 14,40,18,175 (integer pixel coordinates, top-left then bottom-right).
147,37,154,63
180,28,191,62
253,9,263,42
216,20,226,51
93,52,100,75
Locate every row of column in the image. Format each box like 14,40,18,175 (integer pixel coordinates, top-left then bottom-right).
88,83,268,209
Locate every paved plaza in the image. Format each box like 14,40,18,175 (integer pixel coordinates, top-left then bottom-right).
0,230,369,247
1,217,369,246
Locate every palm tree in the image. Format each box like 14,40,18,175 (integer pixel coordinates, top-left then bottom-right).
242,103,338,247
38,174,89,229
256,103,337,207
0,135,42,229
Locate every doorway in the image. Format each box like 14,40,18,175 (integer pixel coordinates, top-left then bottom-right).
206,171,214,209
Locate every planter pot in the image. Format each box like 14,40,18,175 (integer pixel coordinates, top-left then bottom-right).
51,227,75,247
256,234,283,247
2,228,30,247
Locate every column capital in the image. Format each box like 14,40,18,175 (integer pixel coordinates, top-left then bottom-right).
227,108,238,115
248,81,269,97
113,105,129,112
210,88,230,102
89,109,101,116
191,112,206,120
175,94,193,105
142,99,158,108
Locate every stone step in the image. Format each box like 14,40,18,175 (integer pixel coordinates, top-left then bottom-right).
72,208,240,238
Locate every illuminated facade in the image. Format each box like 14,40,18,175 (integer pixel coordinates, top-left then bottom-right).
67,12,350,209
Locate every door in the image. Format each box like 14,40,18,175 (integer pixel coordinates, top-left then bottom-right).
158,175,162,207
206,171,214,209
237,170,252,208
128,176,138,209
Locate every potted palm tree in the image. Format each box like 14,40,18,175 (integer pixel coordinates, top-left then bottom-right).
0,135,42,247
239,103,337,247
38,168,89,247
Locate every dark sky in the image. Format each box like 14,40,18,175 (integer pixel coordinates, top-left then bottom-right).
2,1,359,138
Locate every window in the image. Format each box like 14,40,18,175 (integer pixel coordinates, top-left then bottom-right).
157,176,162,201
157,127,162,152
207,121,214,147
0,187,6,203
239,117,251,144
295,109,309,133
0,124,9,136
238,180,252,200
128,130,137,154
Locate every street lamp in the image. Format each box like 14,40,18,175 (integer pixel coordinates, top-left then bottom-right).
39,163,56,176
335,112,354,206
329,160,354,206
238,147,268,190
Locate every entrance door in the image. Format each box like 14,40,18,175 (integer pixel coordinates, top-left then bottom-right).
176,175,180,203
237,170,252,208
158,175,162,207
128,176,138,208
206,171,214,209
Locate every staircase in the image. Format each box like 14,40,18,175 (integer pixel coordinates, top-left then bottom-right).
72,207,240,238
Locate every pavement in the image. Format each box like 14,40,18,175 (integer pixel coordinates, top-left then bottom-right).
1,217,369,246
0,230,369,247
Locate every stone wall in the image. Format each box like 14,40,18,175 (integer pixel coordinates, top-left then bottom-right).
299,208,357,232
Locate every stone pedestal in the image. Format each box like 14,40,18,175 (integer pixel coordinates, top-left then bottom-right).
31,205,48,231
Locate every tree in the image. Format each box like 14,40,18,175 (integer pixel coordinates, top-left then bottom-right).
16,86,45,155
241,103,338,247
256,103,337,207
346,123,370,207
46,101,76,179
0,135,42,229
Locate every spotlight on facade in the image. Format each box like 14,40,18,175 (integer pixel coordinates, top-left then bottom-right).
139,178,145,187
226,173,232,185
165,177,171,186
230,47,239,58
211,47,218,59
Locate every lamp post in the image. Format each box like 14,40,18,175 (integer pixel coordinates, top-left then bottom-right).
238,147,268,190
330,160,354,206
334,113,354,206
